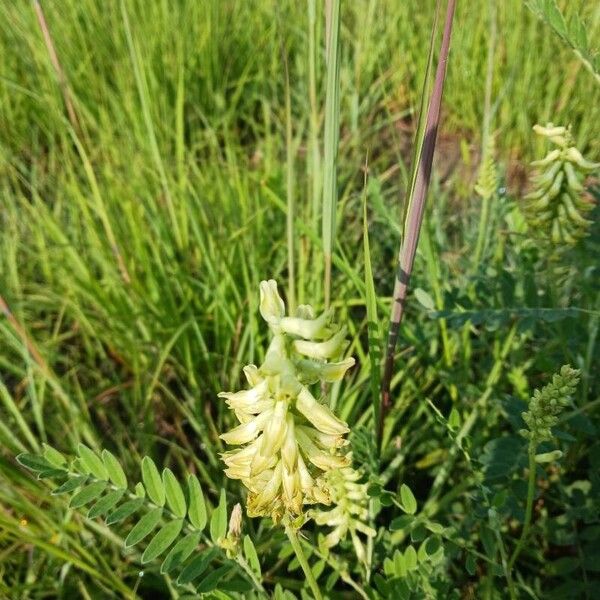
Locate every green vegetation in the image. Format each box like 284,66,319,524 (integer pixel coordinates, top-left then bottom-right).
1,0,599,598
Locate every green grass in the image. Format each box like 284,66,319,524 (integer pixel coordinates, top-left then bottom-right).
1,0,599,597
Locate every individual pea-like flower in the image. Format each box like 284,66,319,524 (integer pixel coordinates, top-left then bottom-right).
308,461,376,564
219,280,355,522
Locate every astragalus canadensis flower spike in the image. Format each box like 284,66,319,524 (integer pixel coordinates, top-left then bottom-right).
520,364,580,445
309,459,376,565
523,123,598,247
219,279,355,523
508,365,580,576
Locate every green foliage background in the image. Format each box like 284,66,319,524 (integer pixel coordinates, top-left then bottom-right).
0,0,599,598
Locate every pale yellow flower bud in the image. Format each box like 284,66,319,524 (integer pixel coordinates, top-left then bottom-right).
258,400,288,457
295,304,315,319
295,357,356,384
282,463,302,515
228,503,242,538
281,415,299,471
243,364,262,386
219,409,273,445
293,327,349,360
259,279,285,327
218,379,272,415
248,462,282,515
296,428,350,470
279,309,332,340
297,425,348,450
296,387,349,436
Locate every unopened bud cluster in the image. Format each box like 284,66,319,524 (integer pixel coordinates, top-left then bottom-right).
475,135,498,201
523,123,598,247
309,461,375,564
219,280,355,522
520,365,580,444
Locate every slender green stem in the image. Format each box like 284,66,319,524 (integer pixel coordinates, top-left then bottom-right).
508,445,537,572
284,50,296,313
322,0,341,309
473,0,497,267
235,554,267,596
284,524,323,600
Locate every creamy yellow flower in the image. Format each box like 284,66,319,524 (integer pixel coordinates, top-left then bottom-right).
219,280,355,522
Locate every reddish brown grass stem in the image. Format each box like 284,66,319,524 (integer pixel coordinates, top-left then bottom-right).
33,0,79,132
379,0,456,443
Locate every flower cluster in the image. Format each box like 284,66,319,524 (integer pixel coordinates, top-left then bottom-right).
523,123,598,247
309,461,376,564
219,280,355,522
520,364,580,444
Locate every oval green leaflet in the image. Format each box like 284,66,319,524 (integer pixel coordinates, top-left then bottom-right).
163,468,186,518
78,444,108,481
125,507,163,548
142,456,165,507
142,518,184,563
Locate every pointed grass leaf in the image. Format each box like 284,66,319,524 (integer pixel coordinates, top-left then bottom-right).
106,497,144,525
125,507,163,548
69,481,107,509
102,449,127,489
77,444,108,480
161,531,201,574
42,444,66,467
177,547,219,585
187,474,207,530
52,475,88,495
196,564,233,593
88,489,125,519
243,535,261,576
362,174,382,431
16,453,54,473
400,484,417,515
210,489,227,543
142,456,165,506
380,0,456,432
163,468,186,518
142,519,183,563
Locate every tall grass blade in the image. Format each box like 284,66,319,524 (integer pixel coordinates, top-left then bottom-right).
284,50,296,312
380,0,457,439
361,160,381,434
32,0,79,131
322,0,341,308
307,0,322,302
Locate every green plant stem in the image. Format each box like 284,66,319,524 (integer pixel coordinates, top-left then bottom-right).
284,50,296,313
508,444,537,573
473,0,497,267
299,538,369,600
235,554,267,596
284,524,323,600
322,0,341,309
